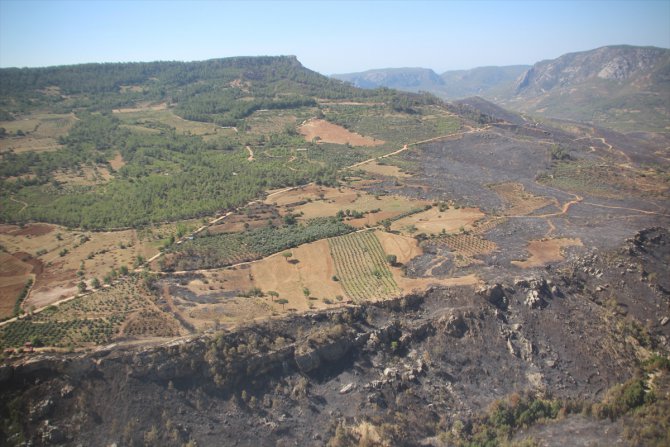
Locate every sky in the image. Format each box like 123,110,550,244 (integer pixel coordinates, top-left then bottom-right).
0,0,668,74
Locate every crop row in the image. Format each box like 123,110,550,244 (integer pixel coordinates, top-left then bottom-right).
329,231,399,302
0,316,124,349
168,217,354,271
438,234,497,258
1,278,158,349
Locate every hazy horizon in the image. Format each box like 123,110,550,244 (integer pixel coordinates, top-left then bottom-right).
1,0,669,75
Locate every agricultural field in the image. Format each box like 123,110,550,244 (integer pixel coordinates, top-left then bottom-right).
538,160,669,199
0,220,198,312
356,160,411,178
113,108,238,140
0,252,34,319
206,203,281,234
161,217,354,271
390,206,485,236
298,118,384,146
163,237,348,330
0,113,77,153
265,184,428,228
52,164,114,186
0,277,180,350
245,109,302,136
323,103,462,148
329,231,400,302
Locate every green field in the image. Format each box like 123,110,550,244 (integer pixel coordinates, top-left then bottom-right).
165,217,354,271
329,230,399,302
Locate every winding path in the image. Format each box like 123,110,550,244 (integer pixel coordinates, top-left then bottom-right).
9,196,28,213
348,125,489,169
3,127,481,322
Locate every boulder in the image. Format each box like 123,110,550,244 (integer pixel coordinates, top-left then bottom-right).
476,284,507,309
294,337,352,373
439,313,468,338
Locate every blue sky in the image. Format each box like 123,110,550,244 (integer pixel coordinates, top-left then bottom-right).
1,0,668,74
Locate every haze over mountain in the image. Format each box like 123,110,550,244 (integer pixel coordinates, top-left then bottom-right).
333,45,670,131
332,65,529,99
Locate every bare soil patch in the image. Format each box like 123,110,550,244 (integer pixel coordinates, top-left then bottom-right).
512,238,583,268
112,102,167,113
375,231,423,264
0,223,162,310
391,207,485,236
109,152,126,170
0,253,34,318
299,119,384,146
492,182,556,216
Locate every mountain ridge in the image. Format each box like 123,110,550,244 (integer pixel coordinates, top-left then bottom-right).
332,45,670,131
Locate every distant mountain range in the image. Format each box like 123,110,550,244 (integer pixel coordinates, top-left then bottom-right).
333,45,670,132
332,65,529,99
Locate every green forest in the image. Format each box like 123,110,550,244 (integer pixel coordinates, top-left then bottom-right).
0,56,453,229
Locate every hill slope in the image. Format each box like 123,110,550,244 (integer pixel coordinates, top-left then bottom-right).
0,56,450,229
331,67,446,92
439,65,530,98
503,45,670,131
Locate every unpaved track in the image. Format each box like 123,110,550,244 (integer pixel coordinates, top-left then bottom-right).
9,197,28,213
3,127,488,319
348,126,489,169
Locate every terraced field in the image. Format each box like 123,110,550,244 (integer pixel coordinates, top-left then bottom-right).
328,231,399,302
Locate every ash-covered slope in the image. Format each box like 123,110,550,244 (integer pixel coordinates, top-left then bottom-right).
1,228,668,446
